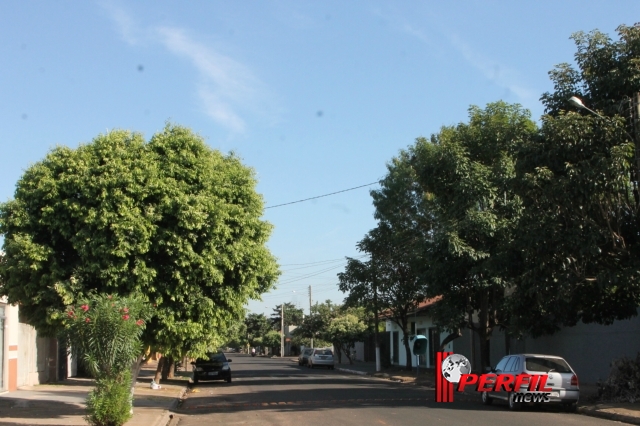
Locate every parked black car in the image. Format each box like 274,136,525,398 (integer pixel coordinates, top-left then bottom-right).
192,351,232,384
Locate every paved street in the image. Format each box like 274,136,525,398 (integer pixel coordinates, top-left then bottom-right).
173,354,627,426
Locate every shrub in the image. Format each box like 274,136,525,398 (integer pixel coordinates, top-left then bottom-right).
61,293,150,426
597,352,640,403
85,372,133,426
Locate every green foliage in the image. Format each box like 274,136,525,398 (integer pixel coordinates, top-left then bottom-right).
0,124,279,358
293,300,340,343
511,24,640,336
62,293,150,379
327,313,367,364
85,372,133,426
270,303,304,329
597,352,640,403
61,294,148,426
413,102,536,367
262,330,282,349
245,313,272,346
339,152,432,369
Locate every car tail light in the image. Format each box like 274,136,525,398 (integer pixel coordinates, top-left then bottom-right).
571,374,578,387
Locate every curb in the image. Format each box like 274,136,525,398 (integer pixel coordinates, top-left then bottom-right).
578,406,640,425
336,367,368,376
152,385,188,426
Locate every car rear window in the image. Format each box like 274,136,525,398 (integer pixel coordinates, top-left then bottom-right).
315,349,333,356
198,352,226,363
525,357,571,373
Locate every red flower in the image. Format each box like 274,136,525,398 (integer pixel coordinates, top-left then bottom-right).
107,295,112,299
136,319,144,326
80,304,89,312
122,314,130,320
85,317,90,323
122,307,129,313
67,311,74,318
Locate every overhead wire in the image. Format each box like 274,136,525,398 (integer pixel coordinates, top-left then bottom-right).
265,181,381,209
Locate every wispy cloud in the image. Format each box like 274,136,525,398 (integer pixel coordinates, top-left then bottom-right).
101,4,271,133
100,2,141,45
448,34,536,103
380,6,537,105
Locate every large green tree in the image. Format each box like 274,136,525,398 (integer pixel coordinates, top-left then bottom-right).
245,313,272,346
270,302,304,329
510,24,640,335
413,102,536,369
340,149,432,370
0,124,279,363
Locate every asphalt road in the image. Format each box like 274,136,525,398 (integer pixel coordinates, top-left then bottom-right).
173,354,625,426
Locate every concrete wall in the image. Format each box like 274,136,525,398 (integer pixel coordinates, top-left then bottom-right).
456,312,640,384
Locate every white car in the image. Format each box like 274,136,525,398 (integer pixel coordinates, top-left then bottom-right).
308,348,335,369
482,353,579,412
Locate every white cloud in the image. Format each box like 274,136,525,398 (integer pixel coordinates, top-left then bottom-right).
102,4,271,133
100,2,141,45
448,34,536,104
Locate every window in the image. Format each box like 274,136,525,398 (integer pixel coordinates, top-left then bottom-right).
525,357,571,373
504,356,516,372
510,357,520,372
494,356,509,373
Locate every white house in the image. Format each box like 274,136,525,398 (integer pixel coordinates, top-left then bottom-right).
384,297,454,369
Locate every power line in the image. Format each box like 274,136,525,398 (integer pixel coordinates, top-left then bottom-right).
265,181,381,209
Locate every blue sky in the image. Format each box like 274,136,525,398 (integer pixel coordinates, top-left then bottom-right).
1,1,638,317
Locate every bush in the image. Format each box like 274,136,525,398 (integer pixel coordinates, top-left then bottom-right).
597,352,640,402
85,372,133,426
61,293,150,426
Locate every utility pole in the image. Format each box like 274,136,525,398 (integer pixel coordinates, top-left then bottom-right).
373,261,381,372
309,285,313,349
280,304,284,358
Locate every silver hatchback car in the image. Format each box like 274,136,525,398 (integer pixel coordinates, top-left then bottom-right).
308,348,335,369
482,354,579,411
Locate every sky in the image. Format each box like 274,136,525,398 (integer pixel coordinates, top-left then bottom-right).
1,1,639,318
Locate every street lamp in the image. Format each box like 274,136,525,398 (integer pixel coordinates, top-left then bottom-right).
568,96,605,119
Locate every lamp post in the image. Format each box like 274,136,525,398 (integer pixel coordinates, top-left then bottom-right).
568,95,640,198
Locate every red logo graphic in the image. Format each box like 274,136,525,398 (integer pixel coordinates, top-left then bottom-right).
435,351,454,402
435,352,555,403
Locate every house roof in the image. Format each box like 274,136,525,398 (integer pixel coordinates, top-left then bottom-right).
379,296,442,320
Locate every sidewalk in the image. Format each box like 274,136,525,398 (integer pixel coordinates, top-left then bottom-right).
333,361,640,425
0,361,186,426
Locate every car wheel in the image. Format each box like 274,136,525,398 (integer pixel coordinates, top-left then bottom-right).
310,363,314,369
481,391,492,405
298,361,302,366
508,393,522,411
564,402,577,413
226,376,232,384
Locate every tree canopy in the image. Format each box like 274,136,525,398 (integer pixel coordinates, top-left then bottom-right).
510,24,640,336
0,124,279,358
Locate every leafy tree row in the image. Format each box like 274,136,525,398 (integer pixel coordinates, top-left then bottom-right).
339,24,640,371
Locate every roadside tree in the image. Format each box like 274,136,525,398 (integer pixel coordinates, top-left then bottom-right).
413,102,536,369
0,124,280,382
510,24,640,335
326,312,367,365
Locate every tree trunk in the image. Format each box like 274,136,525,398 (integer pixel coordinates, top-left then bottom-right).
402,331,413,371
161,356,174,380
343,345,354,364
153,356,165,383
128,354,144,415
